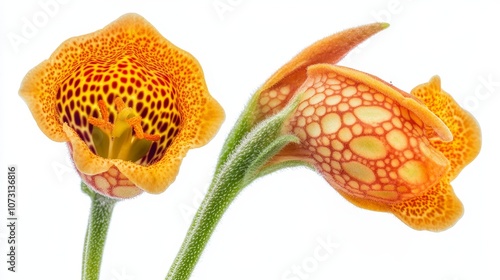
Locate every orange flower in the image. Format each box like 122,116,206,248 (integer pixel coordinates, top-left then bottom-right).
19,14,224,198
256,25,481,231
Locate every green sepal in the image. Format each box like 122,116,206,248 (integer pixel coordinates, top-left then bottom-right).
215,93,260,173
81,181,95,198
256,160,314,179
242,134,300,185
214,91,303,191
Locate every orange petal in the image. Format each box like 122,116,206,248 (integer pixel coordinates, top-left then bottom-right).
256,22,389,120
64,121,185,196
335,187,390,212
63,123,114,175
410,76,481,181
283,64,450,204
390,179,463,231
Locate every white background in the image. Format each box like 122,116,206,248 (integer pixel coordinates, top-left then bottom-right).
1,1,499,280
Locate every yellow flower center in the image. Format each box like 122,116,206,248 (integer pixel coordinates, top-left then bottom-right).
54,53,183,165
89,97,160,162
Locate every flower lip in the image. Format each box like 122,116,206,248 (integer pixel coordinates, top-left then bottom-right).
19,13,225,197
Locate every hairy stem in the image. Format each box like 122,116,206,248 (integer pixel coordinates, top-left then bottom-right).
81,182,118,280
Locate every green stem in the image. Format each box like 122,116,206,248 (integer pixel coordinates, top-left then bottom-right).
166,92,302,280
166,179,240,280
81,182,118,280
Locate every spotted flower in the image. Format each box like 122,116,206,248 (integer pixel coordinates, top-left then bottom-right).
19,14,224,198
255,24,481,231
